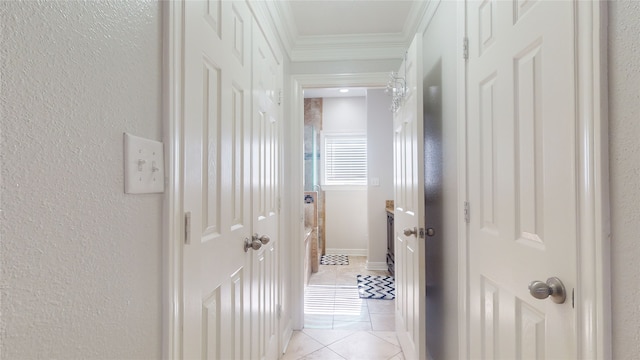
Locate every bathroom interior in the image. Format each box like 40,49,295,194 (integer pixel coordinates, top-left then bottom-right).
301,87,396,331
290,59,447,358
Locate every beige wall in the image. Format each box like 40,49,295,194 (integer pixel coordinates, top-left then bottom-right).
1,1,163,358
608,1,640,357
366,89,394,265
322,97,369,253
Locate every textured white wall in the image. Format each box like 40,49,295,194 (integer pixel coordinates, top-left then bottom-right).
608,1,640,357
1,1,163,358
365,89,393,265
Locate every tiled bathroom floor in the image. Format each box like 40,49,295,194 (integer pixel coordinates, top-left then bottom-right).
283,256,404,360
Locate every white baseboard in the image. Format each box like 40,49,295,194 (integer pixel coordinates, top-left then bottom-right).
325,248,367,256
365,261,388,271
280,320,294,356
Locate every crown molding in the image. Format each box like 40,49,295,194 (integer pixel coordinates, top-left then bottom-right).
291,43,407,62
247,0,290,62
257,0,295,59
416,0,442,36
403,1,429,36
292,32,409,62
295,32,407,47
293,72,390,89
270,0,430,63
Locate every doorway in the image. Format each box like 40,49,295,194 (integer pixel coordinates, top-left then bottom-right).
286,77,400,358
288,75,390,329
300,86,394,323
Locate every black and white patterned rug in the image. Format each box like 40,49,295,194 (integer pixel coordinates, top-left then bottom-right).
320,254,349,265
356,275,395,300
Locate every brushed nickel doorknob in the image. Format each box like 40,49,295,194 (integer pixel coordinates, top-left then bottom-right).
528,277,566,304
403,227,417,237
244,237,262,252
254,233,270,245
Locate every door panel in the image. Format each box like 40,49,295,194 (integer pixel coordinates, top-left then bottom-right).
251,20,281,360
394,35,426,360
467,0,577,358
182,1,254,359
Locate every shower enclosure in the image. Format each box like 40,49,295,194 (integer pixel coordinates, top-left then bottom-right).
304,98,325,261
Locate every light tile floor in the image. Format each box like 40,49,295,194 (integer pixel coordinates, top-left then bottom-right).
283,256,404,360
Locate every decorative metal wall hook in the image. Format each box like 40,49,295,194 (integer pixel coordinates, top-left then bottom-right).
385,52,409,113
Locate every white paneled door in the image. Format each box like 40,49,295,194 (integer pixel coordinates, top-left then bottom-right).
182,1,280,359
250,19,282,360
394,35,427,360
467,0,578,358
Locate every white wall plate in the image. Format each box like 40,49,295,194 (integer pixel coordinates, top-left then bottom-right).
124,133,165,194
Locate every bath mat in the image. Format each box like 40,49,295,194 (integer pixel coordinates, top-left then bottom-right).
357,275,395,300
320,254,349,265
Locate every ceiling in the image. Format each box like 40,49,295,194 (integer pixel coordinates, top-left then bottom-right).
269,0,427,62
287,1,414,37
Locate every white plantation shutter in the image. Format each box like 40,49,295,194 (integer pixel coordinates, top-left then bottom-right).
323,134,367,185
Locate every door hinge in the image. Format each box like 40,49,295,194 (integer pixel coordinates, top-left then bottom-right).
277,89,283,106
463,37,469,60
572,288,575,308
464,201,470,223
184,211,191,244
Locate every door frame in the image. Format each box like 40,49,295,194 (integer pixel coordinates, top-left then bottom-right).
162,1,183,359
288,73,389,329
455,1,469,358
456,1,611,358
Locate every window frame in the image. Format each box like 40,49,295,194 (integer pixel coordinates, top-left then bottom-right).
320,132,368,188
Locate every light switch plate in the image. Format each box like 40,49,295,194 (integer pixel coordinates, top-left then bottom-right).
124,133,165,194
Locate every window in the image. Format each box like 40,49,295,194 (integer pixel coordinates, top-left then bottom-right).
322,133,367,186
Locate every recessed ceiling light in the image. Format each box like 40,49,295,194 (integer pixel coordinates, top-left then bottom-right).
339,89,349,93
